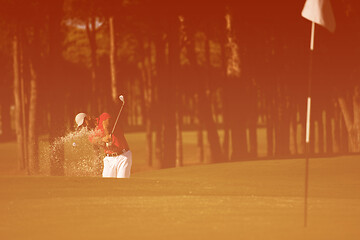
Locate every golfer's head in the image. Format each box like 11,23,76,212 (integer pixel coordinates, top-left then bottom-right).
98,112,111,121
75,113,87,127
98,113,111,130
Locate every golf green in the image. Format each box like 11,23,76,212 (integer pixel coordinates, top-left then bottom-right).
1,155,359,239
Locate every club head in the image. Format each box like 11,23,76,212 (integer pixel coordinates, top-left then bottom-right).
119,95,124,102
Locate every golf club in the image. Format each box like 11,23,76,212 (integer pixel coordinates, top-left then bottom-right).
111,95,125,135
106,95,124,147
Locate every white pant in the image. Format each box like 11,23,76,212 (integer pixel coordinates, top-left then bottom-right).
102,150,132,178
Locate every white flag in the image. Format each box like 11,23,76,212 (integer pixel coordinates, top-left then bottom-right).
301,0,336,33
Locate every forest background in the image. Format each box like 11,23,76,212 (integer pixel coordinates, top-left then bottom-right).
0,0,359,175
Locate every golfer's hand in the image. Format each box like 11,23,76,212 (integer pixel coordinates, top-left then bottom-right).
102,134,112,143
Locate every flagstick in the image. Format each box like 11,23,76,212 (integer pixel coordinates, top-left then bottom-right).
304,21,315,227
310,21,315,51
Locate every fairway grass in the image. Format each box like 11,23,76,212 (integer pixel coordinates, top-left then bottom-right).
0,155,359,240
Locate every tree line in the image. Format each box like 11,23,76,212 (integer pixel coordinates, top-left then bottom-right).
0,0,359,175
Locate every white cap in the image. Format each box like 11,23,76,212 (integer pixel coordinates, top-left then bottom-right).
75,113,87,127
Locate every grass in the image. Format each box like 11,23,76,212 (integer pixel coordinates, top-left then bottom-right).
0,155,359,240
0,141,20,174
0,131,359,239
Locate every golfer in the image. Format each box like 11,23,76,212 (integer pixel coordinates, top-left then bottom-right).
97,112,132,178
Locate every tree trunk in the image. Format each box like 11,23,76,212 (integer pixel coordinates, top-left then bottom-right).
220,43,230,161
340,114,349,153
186,32,223,163
333,102,341,153
274,85,290,156
197,125,204,163
162,19,177,169
338,95,360,152
145,117,153,167
224,13,247,161
197,88,224,163
86,17,99,113
13,34,26,170
153,35,168,169
266,94,274,157
318,110,325,154
230,115,248,161
354,87,360,129
48,2,65,175
0,93,13,141
353,87,360,152
139,56,153,167
19,34,28,172
176,110,183,167
154,122,163,169
145,50,154,167
222,128,230,161
247,83,258,158
109,16,118,103
325,108,333,154
289,102,298,155
220,33,232,162
205,36,224,163
28,59,39,174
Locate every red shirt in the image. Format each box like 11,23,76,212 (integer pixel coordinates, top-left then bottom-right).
96,112,129,155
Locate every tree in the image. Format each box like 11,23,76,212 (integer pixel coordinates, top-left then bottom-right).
1,0,50,173
44,0,67,175
0,24,14,142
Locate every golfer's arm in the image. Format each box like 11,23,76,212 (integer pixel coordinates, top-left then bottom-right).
102,120,112,143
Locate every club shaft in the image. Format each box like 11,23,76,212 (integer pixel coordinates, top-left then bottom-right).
111,102,124,135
